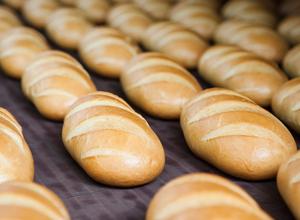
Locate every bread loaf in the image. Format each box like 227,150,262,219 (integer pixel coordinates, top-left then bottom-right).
21,50,96,121
62,91,165,187
22,0,60,29
146,173,272,220
0,6,21,38
180,88,297,180
76,0,110,24
169,1,220,40
214,19,288,62
277,151,300,220
121,52,202,119
79,27,140,78
107,3,153,42
46,8,92,50
3,0,24,10
278,16,300,45
283,45,300,78
198,45,288,107
0,181,70,220
133,0,171,20
0,108,34,183
0,27,49,79
143,22,208,69
222,0,277,27
272,78,300,133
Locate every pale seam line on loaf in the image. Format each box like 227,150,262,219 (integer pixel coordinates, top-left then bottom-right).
0,34,46,47
126,58,188,74
93,57,129,65
201,123,285,148
65,115,150,143
185,89,253,108
187,101,265,124
290,172,300,184
0,174,11,183
126,72,197,90
231,27,271,43
149,23,180,43
0,154,10,166
66,99,134,118
47,16,87,29
0,125,24,153
82,38,138,56
111,11,149,26
0,112,22,134
156,32,201,48
32,89,78,99
291,101,300,111
275,84,300,104
0,48,41,58
154,193,268,220
26,69,92,90
0,194,65,220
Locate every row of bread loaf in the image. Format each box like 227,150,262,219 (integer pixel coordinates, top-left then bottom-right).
1,1,300,219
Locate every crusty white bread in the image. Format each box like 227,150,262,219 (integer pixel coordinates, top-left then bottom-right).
277,151,300,220
79,27,140,78
0,108,34,183
107,3,152,42
146,173,273,220
214,19,288,62
180,88,297,180
198,45,288,106
46,8,92,50
272,77,300,133
22,0,60,29
142,21,208,68
121,52,202,119
0,181,70,220
278,16,300,45
169,1,220,40
283,44,300,78
62,91,165,187
0,27,49,79
21,50,96,121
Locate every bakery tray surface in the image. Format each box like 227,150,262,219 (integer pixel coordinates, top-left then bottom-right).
0,62,299,220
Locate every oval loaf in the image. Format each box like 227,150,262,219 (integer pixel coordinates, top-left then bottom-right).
214,19,288,62
62,91,165,187
133,0,171,20
146,173,272,220
79,27,140,78
21,50,96,121
180,88,297,180
198,45,287,106
0,181,70,220
283,44,300,78
107,3,153,42
121,52,202,119
272,77,300,133
22,0,60,29
169,1,220,40
0,27,49,79
0,108,34,183
46,8,92,50
143,22,208,68
277,151,300,220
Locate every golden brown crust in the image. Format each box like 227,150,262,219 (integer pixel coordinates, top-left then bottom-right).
0,181,70,220
133,0,172,20
0,108,34,183
62,91,165,187
143,21,208,68
107,3,153,42
198,45,287,106
180,88,297,180
169,1,220,40
277,151,300,220
0,27,49,79
272,78,300,133
0,6,21,38
222,0,277,27
179,0,222,10
22,0,60,29
21,50,96,121
121,52,202,119
146,173,273,220
283,45,300,78
79,27,140,78
278,16,300,45
46,8,92,50
214,19,288,62
76,0,110,24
